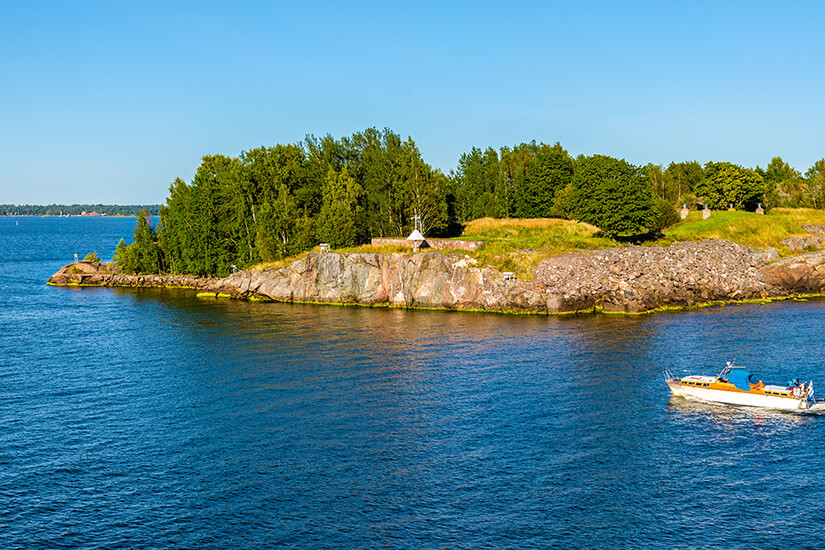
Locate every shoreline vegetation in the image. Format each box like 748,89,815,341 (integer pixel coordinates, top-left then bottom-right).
105,127,825,278
39,126,825,314
48,211,825,315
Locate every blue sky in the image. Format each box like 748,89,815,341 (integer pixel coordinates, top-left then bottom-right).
2,1,824,204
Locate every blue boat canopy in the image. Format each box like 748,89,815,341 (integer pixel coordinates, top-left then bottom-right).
724,367,756,391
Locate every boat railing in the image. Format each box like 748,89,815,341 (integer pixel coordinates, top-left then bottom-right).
717,359,737,378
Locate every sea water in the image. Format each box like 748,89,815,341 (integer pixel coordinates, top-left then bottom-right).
2,216,825,549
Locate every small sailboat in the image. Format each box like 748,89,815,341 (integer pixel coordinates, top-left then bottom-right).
666,361,820,410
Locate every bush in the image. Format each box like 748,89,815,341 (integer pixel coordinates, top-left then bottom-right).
568,155,655,237
651,197,680,232
84,252,101,263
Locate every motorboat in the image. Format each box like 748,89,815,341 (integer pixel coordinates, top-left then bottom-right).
665,362,819,410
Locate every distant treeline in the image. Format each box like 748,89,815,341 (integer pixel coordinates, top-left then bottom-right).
2,204,161,216
114,127,825,276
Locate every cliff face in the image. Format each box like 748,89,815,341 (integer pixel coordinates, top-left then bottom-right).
47,242,825,314
210,252,549,312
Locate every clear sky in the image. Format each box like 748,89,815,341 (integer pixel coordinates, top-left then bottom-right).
2,1,824,204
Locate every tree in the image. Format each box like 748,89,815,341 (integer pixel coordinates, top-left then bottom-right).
114,238,136,273
317,166,362,248
257,183,300,260
763,156,809,207
806,159,825,208
507,142,573,218
114,209,162,274
664,161,704,205
695,164,766,210
453,147,506,221
644,163,682,205
522,143,574,218
398,138,450,236
568,155,655,236
500,143,534,216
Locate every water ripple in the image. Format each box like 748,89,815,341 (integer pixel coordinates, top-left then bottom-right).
4,218,825,548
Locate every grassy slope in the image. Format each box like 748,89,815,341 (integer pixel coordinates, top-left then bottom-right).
456,218,615,277
663,208,825,251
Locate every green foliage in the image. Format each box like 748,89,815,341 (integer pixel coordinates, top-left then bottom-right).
317,167,362,248
110,126,825,278
116,127,455,276
452,141,574,222
114,210,163,274
695,163,766,210
568,155,655,236
665,208,825,249
83,252,101,262
806,159,825,208
763,156,809,208
520,143,574,218
453,147,507,221
646,161,703,206
114,238,135,273
651,195,680,232
664,161,704,203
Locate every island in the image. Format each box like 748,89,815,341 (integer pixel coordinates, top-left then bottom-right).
43,128,825,314
47,237,825,314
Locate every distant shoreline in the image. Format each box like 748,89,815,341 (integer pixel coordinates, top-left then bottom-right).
2,205,161,217
3,214,133,217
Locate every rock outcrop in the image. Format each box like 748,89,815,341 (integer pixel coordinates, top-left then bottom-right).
760,250,825,292
47,261,215,289
47,242,825,314
202,252,551,313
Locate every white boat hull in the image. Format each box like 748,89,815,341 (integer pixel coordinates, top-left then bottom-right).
668,381,810,410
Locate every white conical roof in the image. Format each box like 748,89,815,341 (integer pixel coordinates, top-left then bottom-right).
407,229,425,241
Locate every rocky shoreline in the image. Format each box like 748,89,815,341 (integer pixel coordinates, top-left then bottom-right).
47,240,825,314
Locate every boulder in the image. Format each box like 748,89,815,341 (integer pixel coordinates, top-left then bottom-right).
781,236,825,252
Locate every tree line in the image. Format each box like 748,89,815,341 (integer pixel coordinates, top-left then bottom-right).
2,204,160,216
117,128,451,276
115,127,825,276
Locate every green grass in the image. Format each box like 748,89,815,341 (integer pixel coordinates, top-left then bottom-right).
457,217,617,279
247,250,310,272
664,208,825,252
459,217,612,249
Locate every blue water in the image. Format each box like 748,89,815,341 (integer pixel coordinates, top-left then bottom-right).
3,216,825,549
